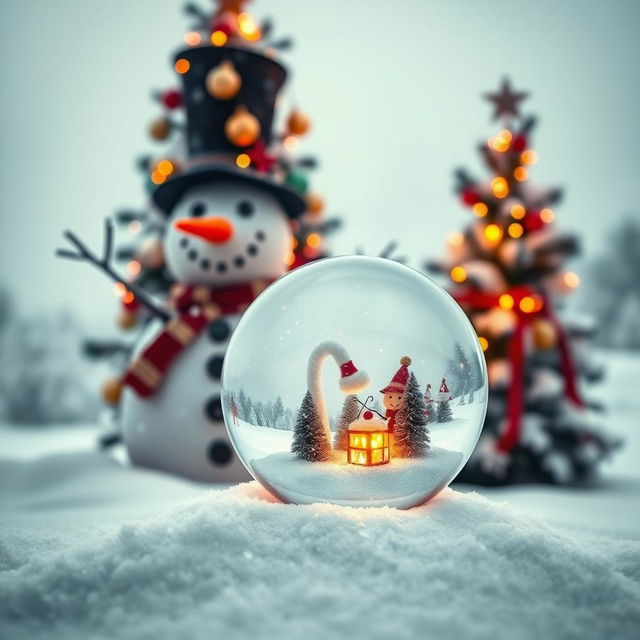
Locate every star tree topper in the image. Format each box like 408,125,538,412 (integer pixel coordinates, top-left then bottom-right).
484,78,529,121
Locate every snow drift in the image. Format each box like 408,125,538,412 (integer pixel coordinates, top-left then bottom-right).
1,482,639,640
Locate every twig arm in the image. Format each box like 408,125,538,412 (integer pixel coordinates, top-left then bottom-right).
56,220,171,323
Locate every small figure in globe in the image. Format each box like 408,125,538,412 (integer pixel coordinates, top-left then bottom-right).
379,356,412,435
230,395,239,427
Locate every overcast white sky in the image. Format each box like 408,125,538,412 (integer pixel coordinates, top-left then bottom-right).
1,0,639,329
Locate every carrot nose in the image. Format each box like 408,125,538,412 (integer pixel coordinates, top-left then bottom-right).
174,217,234,244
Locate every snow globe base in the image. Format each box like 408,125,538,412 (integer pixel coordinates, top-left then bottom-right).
222,256,488,508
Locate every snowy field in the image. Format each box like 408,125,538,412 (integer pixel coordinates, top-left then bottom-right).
1,352,639,639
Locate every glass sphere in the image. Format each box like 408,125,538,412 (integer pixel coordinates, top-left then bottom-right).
222,256,488,508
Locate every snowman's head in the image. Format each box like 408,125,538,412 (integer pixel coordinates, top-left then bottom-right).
165,180,292,285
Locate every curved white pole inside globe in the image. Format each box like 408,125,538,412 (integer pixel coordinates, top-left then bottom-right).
307,340,370,445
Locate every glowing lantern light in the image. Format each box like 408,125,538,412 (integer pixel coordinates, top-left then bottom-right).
236,153,251,169
510,203,526,219
478,336,489,351
499,294,514,310
508,222,524,238
237,12,261,41
519,296,536,314
484,223,503,245
306,233,322,249
472,202,488,217
450,266,467,283
491,176,509,199
211,30,228,46
448,231,464,247
513,166,528,182
540,208,555,223
174,58,190,74
348,412,390,466
564,271,580,288
184,31,201,46
521,150,538,165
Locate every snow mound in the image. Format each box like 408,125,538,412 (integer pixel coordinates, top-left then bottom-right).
252,446,463,508
2,484,639,640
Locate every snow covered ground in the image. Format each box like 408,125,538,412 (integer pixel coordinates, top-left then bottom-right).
1,352,639,638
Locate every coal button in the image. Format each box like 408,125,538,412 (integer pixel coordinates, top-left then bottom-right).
208,319,230,343
205,395,224,421
206,355,224,380
208,440,232,466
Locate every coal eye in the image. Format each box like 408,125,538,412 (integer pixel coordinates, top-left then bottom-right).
237,200,254,218
190,202,206,217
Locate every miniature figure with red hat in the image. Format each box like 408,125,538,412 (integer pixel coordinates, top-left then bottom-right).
380,356,412,433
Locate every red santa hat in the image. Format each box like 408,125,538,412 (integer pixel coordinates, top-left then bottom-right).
380,356,412,393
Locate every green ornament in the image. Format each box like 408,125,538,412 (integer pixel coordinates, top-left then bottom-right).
285,171,309,194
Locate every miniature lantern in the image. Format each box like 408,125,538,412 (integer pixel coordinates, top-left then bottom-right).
348,410,390,466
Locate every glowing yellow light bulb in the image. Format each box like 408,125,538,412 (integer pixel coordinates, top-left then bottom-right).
126,260,141,276
564,272,580,288
448,231,464,247
113,282,127,298
184,31,201,46
236,153,251,169
491,176,509,199
174,58,190,74
519,296,536,313
540,208,555,223
122,291,135,305
450,266,467,283
484,223,503,244
283,135,299,152
150,170,166,185
306,233,322,249
508,222,524,238
491,129,512,152
510,204,525,219
521,149,538,165
237,12,261,41
284,251,295,266
513,167,528,182
211,30,228,47
156,159,174,176
472,202,488,217
478,336,489,351
499,294,514,310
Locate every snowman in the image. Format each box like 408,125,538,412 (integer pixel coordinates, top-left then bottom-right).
58,24,306,482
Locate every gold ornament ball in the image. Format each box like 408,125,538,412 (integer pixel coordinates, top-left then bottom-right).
102,377,123,406
306,192,325,216
533,318,557,350
224,106,261,147
149,117,171,140
287,109,311,135
206,61,242,100
118,311,138,330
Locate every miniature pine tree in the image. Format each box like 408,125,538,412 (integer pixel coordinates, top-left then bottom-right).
333,395,361,450
291,391,331,462
394,373,430,457
436,399,453,423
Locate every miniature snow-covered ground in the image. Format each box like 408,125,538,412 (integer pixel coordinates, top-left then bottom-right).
252,447,463,508
1,351,639,639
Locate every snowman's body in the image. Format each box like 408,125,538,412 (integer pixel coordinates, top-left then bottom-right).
122,180,292,482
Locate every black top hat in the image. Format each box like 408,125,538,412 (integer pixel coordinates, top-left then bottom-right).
153,45,305,218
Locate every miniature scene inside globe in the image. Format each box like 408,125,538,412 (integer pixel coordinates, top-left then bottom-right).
222,256,488,508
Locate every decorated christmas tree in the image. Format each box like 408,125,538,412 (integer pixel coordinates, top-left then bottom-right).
291,391,330,462
428,78,621,485
394,373,430,457
333,394,361,451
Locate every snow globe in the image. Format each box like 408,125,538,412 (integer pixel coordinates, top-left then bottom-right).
222,255,488,508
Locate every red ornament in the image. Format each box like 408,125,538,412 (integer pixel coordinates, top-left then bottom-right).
512,135,528,152
247,140,277,173
211,19,233,35
363,410,374,420
461,189,479,206
524,211,544,232
162,90,182,110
